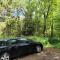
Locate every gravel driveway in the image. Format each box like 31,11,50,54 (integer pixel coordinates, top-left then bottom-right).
14,48,60,60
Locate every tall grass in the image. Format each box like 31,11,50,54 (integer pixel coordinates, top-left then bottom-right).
26,36,53,48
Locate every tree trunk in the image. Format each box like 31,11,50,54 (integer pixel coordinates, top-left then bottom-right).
51,19,53,38
43,13,46,37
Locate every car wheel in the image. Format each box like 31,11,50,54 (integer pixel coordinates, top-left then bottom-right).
36,46,41,53
0,52,10,60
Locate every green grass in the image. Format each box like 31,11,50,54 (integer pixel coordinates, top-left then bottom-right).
26,36,53,48
53,43,60,48
26,36,60,48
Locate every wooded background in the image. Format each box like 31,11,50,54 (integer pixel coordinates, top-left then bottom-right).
0,0,60,44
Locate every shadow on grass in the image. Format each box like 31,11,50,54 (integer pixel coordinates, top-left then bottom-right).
48,38,60,45
48,37,60,48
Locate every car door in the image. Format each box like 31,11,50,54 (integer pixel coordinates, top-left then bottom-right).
20,40,36,53
7,39,19,58
15,40,30,56
16,39,34,55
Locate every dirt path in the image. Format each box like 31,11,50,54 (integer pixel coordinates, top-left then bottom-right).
15,48,60,60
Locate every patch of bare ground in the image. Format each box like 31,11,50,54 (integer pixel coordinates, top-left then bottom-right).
14,48,60,60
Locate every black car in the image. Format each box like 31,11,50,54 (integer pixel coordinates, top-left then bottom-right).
0,37,43,60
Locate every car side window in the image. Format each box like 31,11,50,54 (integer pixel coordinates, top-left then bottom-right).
17,40,29,43
7,39,17,45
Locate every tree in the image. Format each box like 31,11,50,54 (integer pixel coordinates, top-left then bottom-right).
23,0,35,35
41,0,53,37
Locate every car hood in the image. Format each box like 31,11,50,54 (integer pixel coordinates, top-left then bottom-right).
0,46,7,48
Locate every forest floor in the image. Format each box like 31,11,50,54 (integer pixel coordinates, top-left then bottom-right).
15,48,60,60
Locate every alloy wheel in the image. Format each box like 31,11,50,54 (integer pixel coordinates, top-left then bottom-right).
36,46,41,53
0,53,10,60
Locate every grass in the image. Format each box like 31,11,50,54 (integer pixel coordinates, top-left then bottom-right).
26,36,60,48
53,43,60,48
26,36,53,48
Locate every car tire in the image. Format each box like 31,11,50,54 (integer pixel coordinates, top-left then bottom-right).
0,52,10,60
36,46,42,53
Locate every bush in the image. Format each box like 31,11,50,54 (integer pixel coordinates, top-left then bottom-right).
2,19,21,37
26,36,52,47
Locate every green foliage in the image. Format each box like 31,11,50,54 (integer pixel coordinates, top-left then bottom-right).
26,36,53,47
22,20,35,35
53,43,60,49
26,36,60,48
2,18,21,37
53,14,60,38
0,0,60,48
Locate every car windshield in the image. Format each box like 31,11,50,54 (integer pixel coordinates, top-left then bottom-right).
18,38,29,43
20,38,27,40
18,38,33,43
7,39,17,45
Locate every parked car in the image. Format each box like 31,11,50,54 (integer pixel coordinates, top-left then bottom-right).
0,37,43,60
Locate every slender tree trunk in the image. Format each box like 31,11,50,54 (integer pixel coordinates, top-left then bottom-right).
43,13,46,37
43,4,50,37
51,19,53,38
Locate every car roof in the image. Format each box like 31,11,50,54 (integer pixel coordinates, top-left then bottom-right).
0,37,27,41
0,38,16,41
